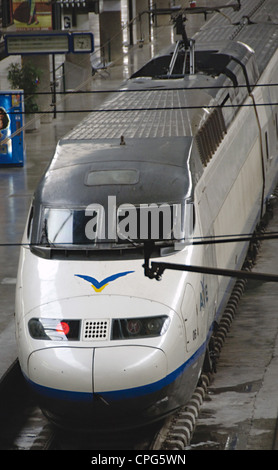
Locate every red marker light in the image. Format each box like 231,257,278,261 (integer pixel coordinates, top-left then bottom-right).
56,321,70,335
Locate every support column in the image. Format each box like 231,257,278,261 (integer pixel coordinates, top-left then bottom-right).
64,12,92,92
64,52,92,92
99,0,123,64
22,54,52,124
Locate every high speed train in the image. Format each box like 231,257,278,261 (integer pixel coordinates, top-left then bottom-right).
15,0,278,430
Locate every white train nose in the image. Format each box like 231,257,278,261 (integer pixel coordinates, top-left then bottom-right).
27,345,167,396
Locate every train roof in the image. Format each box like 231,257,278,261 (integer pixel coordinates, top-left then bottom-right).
35,137,197,208
63,0,278,144
63,41,254,143
36,0,278,209
195,0,278,75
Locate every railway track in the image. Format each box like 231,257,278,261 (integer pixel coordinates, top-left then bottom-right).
0,360,161,450
0,360,58,450
0,360,52,450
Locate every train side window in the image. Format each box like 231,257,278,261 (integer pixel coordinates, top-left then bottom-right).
27,206,34,240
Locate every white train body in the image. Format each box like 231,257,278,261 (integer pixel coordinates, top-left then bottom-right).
15,0,278,429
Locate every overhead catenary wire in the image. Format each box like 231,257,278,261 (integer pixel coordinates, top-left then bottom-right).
2,232,278,282
3,100,278,115
2,229,278,247
3,82,278,97
2,74,278,145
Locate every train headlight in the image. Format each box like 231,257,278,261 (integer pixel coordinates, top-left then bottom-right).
112,316,170,340
28,318,80,341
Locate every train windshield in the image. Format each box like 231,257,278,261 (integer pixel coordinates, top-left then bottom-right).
37,202,194,252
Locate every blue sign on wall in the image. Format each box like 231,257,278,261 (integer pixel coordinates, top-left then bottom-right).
0,91,25,166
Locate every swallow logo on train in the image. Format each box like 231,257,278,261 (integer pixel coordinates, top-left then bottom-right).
75,271,135,292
